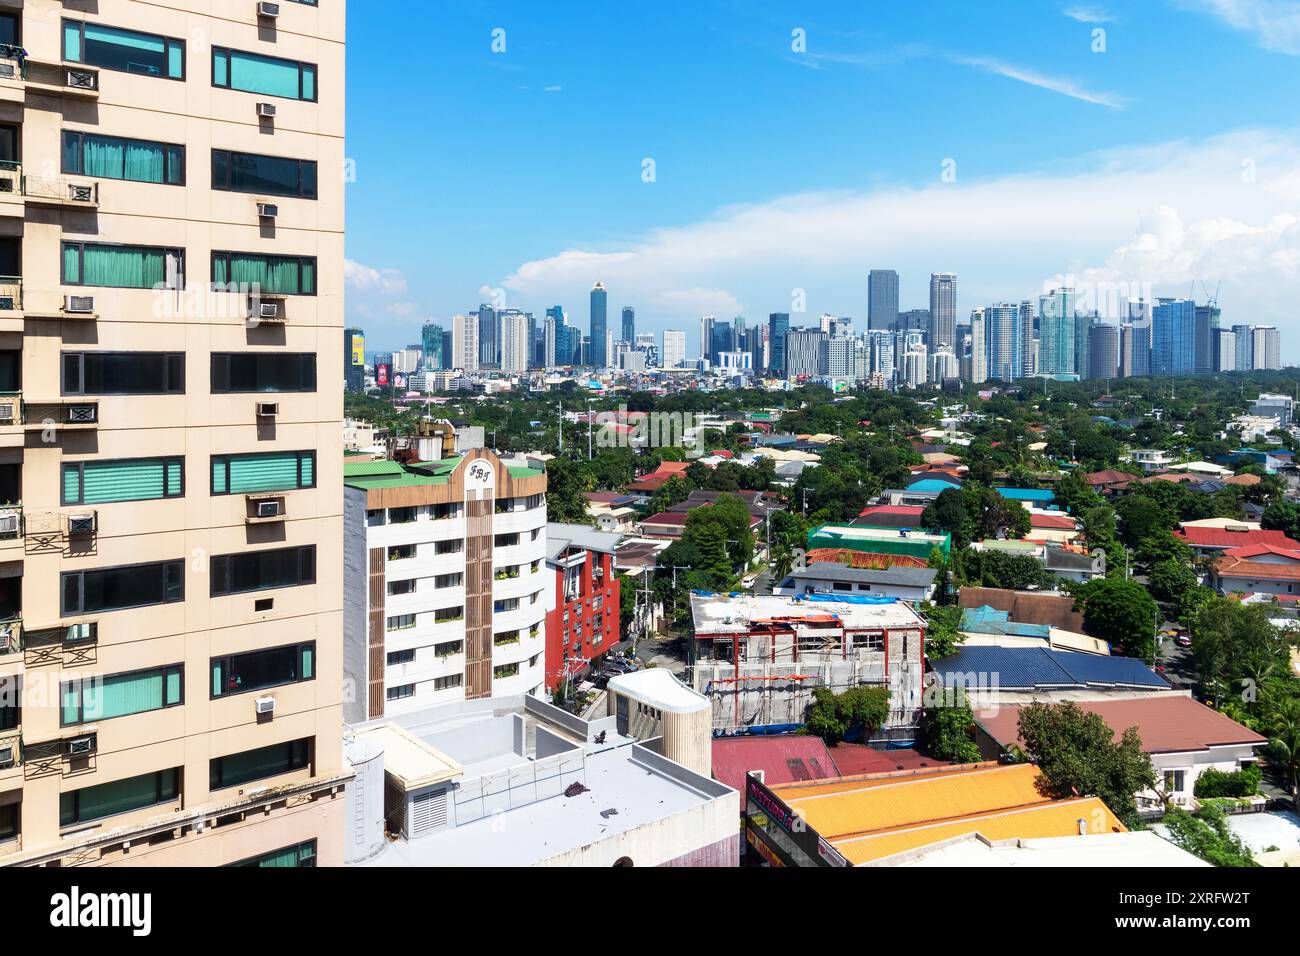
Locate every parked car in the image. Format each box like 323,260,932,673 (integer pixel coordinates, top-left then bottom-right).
1176,635,1193,648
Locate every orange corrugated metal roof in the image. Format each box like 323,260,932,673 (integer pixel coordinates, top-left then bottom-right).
837,797,1124,865
777,764,1050,839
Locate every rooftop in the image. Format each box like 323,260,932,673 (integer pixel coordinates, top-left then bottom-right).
690,592,925,635
546,522,623,560
931,646,1170,692
607,668,709,714
895,830,1207,867
791,562,937,588
974,695,1266,755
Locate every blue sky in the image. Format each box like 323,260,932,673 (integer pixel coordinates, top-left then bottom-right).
346,1,1300,358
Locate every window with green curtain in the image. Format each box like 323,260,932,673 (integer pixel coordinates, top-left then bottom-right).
211,451,314,495
228,840,317,868
62,457,183,505
65,133,181,185
64,243,177,289
60,769,178,826
212,253,315,295
62,665,183,725
210,738,309,790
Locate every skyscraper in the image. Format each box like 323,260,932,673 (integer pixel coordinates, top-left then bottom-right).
1216,328,1237,372
1088,323,1120,381
1038,289,1078,376
868,269,899,331
985,303,1021,383
477,303,498,368
422,322,445,371
784,328,826,379
1019,301,1036,379
767,313,790,376
700,315,716,364
0,0,347,867
590,282,608,367
1152,299,1196,375
929,273,957,350
1233,324,1254,371
454,313,480,371
345,328,366,391
1194,305,1221,375
1252,326,1281,370
500,310,531,373
621,306,635,343
966,308,987,384
663,330,687,370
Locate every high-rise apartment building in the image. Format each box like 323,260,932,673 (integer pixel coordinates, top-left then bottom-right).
621,307,635,343
342,451,549,720
477,304,498,369
1018,301,1036,379
1194,305,1220,375
453,313,480,372
1215,328,1237,372
500,310,530,374
965,309,987,384
0,0,347,867
1252,326,1281,370
590,282,608,368
868,269,899,331
663,330,686,370
1233,324,1254,372
985,303,1020,383
784,328,826,380
1038,289,1077,376
928,273,957,350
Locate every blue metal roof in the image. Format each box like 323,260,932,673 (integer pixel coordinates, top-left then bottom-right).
995,487,1057,502
932,646,1170,691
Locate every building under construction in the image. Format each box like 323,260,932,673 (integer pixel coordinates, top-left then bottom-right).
688,593,925,744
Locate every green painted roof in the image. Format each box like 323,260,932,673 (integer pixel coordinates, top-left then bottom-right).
343,457,465,490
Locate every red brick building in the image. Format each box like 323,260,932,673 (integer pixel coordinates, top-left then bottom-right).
545,523,624,690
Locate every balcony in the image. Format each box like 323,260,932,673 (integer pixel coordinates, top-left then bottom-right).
22,400,99,432
0,393,21,447
15,57,100,99
0,729,21,781
21,172,99,209
0,617,20,658
0,277,21,312
22,622,98,669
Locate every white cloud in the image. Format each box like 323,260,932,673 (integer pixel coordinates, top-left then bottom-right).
1175,0,1300,54
951,55,1125,108
499,129,1300,356
344,258,408,295
1063,5,1115,22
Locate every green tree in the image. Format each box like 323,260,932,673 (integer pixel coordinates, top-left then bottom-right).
1261,499,1300,541
1162,804,1258,867
921,603,964,659
545,457,594,524
923,701,982,763
1147,559,1198,606
1265,693,1300,808
1017,701,1156,829
805,686,892,745
1072,577,1160,659
1189,598,1287,706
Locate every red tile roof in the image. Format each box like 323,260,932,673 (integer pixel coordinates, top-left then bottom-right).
1030,513,1078,530
653,461,691,475
711,449,735,459
858,505,926,519
975,696,1265,755
825,745,949,776
1176,527,1300,550
710,736,840,791
1216,555,1300,582
1084,469,1139,486
639,511,688,527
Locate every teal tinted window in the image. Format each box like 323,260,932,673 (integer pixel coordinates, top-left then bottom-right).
62,242,182,289
210,738,310,790
63,20,184,79
211,252,316,295
211,451,315,495
213,48,317,101
60,769,179,826
63,132,184,185
62,665,183,725
229,840,317,868
63,457,184,505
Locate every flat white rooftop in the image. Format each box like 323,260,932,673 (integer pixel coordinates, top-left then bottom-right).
350,723,463,791
608,668,709,714
691,592,925,635
898,831,1208,867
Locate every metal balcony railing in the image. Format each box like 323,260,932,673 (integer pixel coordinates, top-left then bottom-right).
0,277,21,311
0,161,19,197
0,729,21,773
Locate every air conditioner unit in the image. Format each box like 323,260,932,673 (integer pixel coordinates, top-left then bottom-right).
259,301,283,320
67,736,96,757
256,402,280,418
0,514,17,536
64,295,95,314
0,745,13,768
257,202,279,219
0,296,13,310
0,401,14,424
258,1,282,17
66,69,98,91
66,405,98,425
67,514,96,536
254,696,276,715
257,102,277,118
256,500,283,519
68,183,94,203
65,622,97,643
0,63,14,80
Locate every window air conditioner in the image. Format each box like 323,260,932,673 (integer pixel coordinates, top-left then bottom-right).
256,402,280,418
257,102,277,118
254,696,276,715
256,500,283,519
66,405,98,425
67,736,96,757
64,295,95,314
66,69,98,91
0,745,13,768
68,183,94,203
258,2,282,17
67,514,96,536
0,401,14,424
0,514,17,536
257,202,279,219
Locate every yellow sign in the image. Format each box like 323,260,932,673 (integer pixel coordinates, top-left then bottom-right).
350,334,365,366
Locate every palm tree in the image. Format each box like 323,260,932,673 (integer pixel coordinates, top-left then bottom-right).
1266,695,1300,811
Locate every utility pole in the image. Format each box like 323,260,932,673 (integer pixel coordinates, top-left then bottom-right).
558,399,563,453
587,400,594,461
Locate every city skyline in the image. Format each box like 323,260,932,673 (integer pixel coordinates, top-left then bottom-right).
346,1,1300,360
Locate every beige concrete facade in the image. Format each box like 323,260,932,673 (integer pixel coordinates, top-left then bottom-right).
0,0,347,867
